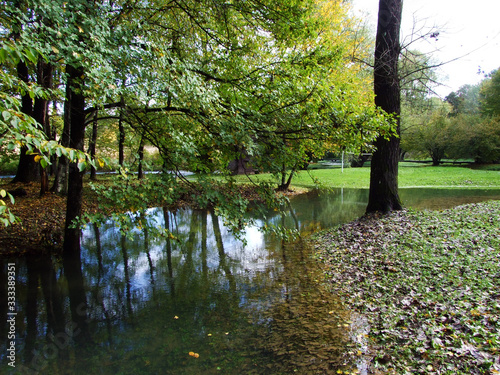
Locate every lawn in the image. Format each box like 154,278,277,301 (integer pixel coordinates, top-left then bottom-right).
232,163,500,190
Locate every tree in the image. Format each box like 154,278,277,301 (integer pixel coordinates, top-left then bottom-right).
366,0,403,213
57,0,121,255
447,114,500,163
468,117,500,163
445,84,481,116
9,0,39,184
398,50,441,161
0,40,91,226
440,71,500,163
479,68,500,117
115,0,388,193
2,0,391,236
402,99,452,165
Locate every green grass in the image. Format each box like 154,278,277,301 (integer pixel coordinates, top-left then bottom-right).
232,163,500,190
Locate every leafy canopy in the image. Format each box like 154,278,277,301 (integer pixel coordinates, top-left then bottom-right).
1,0,392,231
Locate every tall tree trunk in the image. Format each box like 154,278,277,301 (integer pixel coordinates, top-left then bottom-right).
89,110,98,180
278,168,296,191
63,64,86,256
118,106,125,166
366,0,403,214
51,85,72,195
50,101,58,176
12,60,39,183
34,59,53,196
137,135,145,179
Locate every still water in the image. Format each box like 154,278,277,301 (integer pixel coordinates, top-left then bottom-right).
1,188,499,374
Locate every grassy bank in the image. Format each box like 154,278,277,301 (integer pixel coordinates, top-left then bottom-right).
232,163,500,190
311,201,500,374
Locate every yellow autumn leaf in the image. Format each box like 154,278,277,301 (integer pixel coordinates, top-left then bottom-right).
34,155,41,163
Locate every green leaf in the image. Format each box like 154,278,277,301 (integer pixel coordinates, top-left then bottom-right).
40,157,49,169
2,111,11,121
0,47,7,63
24,48,38,64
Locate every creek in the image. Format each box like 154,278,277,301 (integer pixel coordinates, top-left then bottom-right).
1,188,499,374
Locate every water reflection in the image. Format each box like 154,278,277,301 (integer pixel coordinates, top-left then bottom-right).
400,187,500,210
1,188,499,374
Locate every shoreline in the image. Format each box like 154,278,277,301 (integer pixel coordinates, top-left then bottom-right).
0,179,300,255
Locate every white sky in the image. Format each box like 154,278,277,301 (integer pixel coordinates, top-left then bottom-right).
351,0,500,97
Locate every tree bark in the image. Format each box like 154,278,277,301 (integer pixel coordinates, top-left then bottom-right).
366,0,403,214
137,135,144,179
34,59,53,196
118,106,125,166
89,110,98,180
51,84,72,195
12,61,39,183
63,64,86,256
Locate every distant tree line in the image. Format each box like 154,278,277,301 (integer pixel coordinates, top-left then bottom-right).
401,69,500,165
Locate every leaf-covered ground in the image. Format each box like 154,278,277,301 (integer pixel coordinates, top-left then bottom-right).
312,200,500,375
0,182,101,254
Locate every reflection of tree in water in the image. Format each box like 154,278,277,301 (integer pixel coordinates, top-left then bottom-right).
24,255,67,363
63,240,94,350
0,242,93,374
265,189,369,236
1,205,365,374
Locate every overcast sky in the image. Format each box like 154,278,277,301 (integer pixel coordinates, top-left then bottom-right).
351,0,500,97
